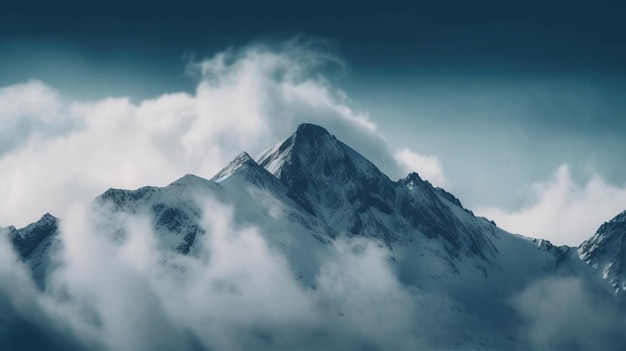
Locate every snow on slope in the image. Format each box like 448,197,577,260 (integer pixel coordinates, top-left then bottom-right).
94,151,335,288
579,210,626,295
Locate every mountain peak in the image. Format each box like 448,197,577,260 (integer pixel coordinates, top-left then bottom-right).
578,210,626,295
608,210,626,224
255,123,342,178
254,123,396,235
401,172,424,187
256,122,394,188
256,123,386,181
8,213,58,260
293,123,331,140
211,152,256,182
40,212,56,223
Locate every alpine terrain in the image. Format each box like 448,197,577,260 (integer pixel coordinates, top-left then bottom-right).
2,123,626,350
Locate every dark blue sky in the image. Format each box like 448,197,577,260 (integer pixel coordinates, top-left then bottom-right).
2,0,626,213
2,1,625,96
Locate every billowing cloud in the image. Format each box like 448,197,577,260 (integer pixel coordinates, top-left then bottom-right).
511,276,626,350
0,80,70,155
2,173,624,349
393,148,448,187
0,198,426,350
477,164,626,246
0,40,421,228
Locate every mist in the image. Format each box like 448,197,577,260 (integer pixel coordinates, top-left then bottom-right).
4,190,625,350
1,197,428,350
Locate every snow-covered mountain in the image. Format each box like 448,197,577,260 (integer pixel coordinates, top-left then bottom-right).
579,210,626,295
4,123,626,350
4,213,59,289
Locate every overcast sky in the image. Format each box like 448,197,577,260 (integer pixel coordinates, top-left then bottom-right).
1,0,626,245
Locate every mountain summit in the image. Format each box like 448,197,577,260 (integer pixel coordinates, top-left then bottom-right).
256,123,396,236
255,124,499,263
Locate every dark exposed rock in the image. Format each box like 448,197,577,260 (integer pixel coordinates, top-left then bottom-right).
8,213,58,260
256,123,498,262
578,210,626,294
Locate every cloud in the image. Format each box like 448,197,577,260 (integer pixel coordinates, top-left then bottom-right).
393,148,448,187
2,188,623,350
0,227,81,350
511,276,626,350
0,39,428,228
476,164,626,246
0,196,427,350
0,80,70,156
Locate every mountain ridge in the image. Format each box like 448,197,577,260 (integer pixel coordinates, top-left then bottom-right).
6,123,623,289
3,122,625,350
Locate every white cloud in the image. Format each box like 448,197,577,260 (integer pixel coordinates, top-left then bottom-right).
0,197,425,349
0,41,419,228
477,164,626,246
0,80,70,155
511,276,626,350
393,148,448,187
0,80,63,130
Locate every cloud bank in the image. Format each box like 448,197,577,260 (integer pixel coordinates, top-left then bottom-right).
512,276,626,350
0,198,427,350
477,164,626,246
4,194,625,350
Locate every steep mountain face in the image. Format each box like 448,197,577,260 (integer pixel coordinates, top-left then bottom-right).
579,210,626,295
256,123,397,237
96,176,215,255
3,123,625,350
256,123,499,269
89,123,514,281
